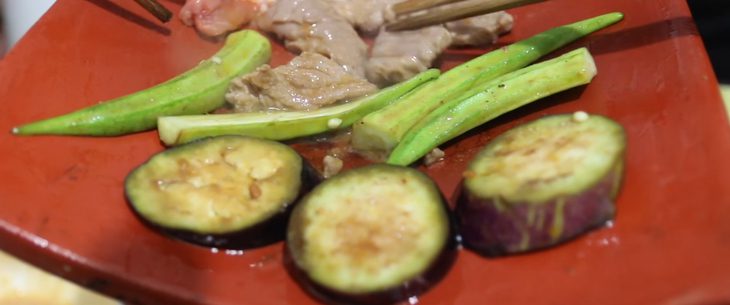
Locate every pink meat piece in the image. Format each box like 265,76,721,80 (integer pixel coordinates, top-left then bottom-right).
254,0,368,77
179,0,259,37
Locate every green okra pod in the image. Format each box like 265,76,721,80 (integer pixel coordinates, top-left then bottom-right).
352,12,623,156
387,47,598,166
157,69,440,146
13,30,272,136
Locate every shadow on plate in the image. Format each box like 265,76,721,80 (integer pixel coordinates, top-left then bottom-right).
84,0,171,36
440,16,699,65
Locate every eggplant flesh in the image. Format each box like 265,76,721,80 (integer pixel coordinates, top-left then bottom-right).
125,135,320,249
457,113,626,255
286,164,456,305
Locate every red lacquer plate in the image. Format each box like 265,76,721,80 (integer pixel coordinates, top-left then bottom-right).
2,0,730,304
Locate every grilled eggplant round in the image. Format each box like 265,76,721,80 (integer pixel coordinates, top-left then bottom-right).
125,135,319,249
457,112,626,255
286,164,456,305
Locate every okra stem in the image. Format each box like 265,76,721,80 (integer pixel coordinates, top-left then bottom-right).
352,12,623,155
387,47,597,166
157,69,440,146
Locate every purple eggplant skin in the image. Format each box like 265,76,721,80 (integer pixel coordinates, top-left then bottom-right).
284,224,458,305
455,114,626,256
125,141,322,250
456,160,623,256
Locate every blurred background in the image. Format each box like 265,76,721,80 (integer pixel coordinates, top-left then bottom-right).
690,0,730,110
1,0,56,56
0,0,727,304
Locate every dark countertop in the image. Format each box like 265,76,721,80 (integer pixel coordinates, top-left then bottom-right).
688,0,730,83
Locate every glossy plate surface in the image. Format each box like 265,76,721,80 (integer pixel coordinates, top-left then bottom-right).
2,0,730,304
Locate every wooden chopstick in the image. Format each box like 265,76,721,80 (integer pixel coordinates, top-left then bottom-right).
391,0,462,15
386,0,546,31
133,0,173,23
